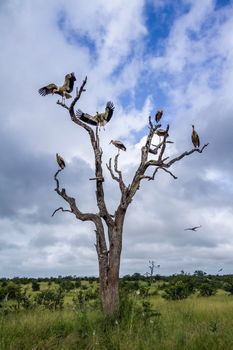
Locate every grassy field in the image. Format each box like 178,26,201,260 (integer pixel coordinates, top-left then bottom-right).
1,292,233,350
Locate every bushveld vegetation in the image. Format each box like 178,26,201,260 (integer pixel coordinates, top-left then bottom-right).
1,272,233,349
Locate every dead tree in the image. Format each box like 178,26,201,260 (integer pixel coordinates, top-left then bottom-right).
52,76,208,316
145,260,160,285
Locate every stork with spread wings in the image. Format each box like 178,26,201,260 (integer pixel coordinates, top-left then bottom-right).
76,101,114,129
38,72,76,103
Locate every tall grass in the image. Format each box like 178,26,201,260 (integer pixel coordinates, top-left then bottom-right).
1,295,233,349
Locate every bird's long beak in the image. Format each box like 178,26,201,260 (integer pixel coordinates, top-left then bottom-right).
109,141,112,144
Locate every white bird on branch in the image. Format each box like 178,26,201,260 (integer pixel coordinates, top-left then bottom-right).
38,73,76,103
191,125,200,148
110,140,126,153
76,101,115,130
56,153,66,170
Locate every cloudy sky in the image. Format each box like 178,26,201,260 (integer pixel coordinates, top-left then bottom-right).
0,0,233,277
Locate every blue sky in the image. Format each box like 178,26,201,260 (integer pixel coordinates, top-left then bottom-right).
0,0,233,277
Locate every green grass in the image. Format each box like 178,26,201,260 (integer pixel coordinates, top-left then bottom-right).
1,294,233,349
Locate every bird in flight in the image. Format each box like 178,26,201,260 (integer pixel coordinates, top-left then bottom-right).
191,125,200,148
76,101,114,129
38,72,76,103
110,140,126,153
184,225,202,231
218,268,223,273
56,153,66,170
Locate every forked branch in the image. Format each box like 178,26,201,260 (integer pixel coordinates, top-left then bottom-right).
53,169,98,223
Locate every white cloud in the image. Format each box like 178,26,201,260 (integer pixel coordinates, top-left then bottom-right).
0,0,233,277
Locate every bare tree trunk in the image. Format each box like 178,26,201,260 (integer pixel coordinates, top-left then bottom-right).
97,211,125,316
99,260,120,316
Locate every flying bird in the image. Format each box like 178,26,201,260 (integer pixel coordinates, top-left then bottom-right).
38,72,76,103
218,268,223,273
191,125,200,148
110,140,126,153
56,153,66,170
76,101,114,129
155,110,163,123
184,225,202,232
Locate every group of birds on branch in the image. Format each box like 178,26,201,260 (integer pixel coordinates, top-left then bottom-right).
152,109,201,149
42,74,204,239
55,140,126,171
39,73,127,157
39,73,200,167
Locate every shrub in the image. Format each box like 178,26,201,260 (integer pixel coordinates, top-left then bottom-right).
223,282,233,295
59,279,75,292
162,281,193,300
32,281,40,292
198,282,217,297
35,288,64,309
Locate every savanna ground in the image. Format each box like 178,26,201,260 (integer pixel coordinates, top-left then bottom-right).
1,274,233,350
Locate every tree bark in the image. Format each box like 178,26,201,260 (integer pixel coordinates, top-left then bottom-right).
97,210,125,316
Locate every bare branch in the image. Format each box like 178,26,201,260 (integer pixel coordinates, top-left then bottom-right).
56,100,69,110
158,124,170,161
159,167,178,179
141,143,208,181
126,120,162,204
51,207,73,217
106,158,120,183
70,76,87,110
54,169,63,191
53,169,99,224
165,143,209,168
148,115,153,129
89,177,104,181
114,154,126,189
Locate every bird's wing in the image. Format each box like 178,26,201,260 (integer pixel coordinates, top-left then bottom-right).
63,73,76,93
38,83,57,96
76,110,98,125
105,101,115,122
116,142,126,151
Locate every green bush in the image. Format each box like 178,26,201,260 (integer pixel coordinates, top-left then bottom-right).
198,282,217,297
223,282,233,295
35,288,64,309
32,281,40,292
162,281,194,300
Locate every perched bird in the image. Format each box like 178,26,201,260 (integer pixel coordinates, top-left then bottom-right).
76,101,114,129
156,129,169,137
110,140,126,153
191,125,200,148
184,225,202,232
155,110,163,123
38,72,76,103
56,153,66,169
